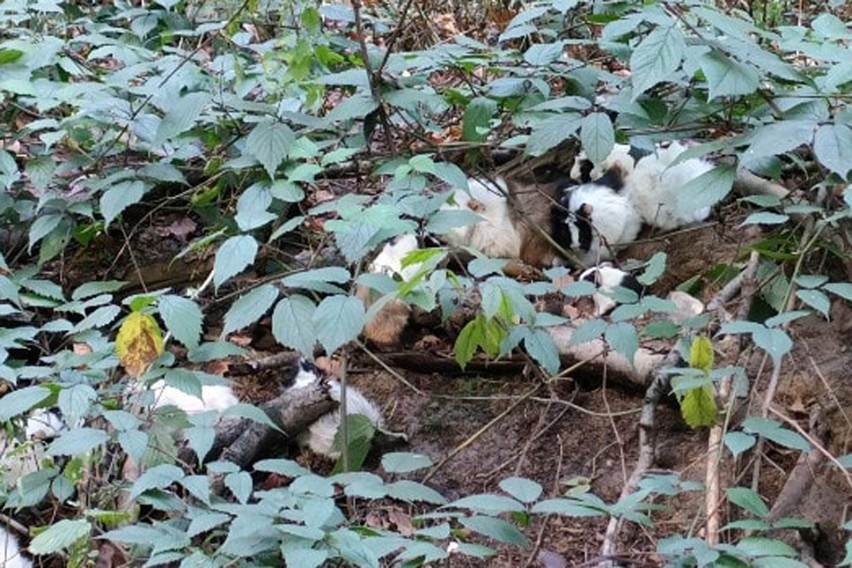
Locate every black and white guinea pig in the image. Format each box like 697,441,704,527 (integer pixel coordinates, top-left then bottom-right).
551,182,643,265
579,263,645,315
282,358,384,459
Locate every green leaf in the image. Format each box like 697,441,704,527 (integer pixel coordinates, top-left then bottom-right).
101,180,146,226
680,385,717,428
579,112,614,166
796,289,830,316
752,327,792,366
461,515,528,546
825,282,852,301
47,427,109,456
570,318,606,345
604,322,639,363
154,92,210,144
129,464,185,499
678,164,736,217
742,120,816,167
638,252,667,286
523,328,560,375
235,182,276,231
225,471,253,504
724,431,755,458
499,477,543,503
213,235,258,290
158,295,203,349
272,295,317,355
523,41,564,66
813,123,852,179
735,537,797,558
699,51,760,101
531,498,603,517
246,119,294,178
312,295,365,354
0,386,51,420
382,452,433,473
326,94,379,122
726,487,770,518
742,417,810,451
462,98,498,143
28,213,63,252
385,479,447,504
742,212,789,225
526,113,582,156
454,317,484,370
795,275,828,289
283,548,329,568
28,519,91,554
72,280,125,300
446,494,525,515
222,284,279,337
689,336,714,372
630,25,685,98
281,266,351,294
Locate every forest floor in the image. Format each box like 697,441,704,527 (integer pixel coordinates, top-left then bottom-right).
62,196,852,566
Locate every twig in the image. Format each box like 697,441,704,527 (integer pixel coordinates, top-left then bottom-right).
522,434,566,568
705,250,760,546
421,383,541,484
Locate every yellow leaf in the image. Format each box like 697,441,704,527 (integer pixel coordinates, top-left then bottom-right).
689,335,714,373
116,312,164,378
681,385,718,428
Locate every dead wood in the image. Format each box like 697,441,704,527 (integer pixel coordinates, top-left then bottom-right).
213,385,337,469
228,351,302,376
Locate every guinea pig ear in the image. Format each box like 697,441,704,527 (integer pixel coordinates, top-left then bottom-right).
579,203,593,218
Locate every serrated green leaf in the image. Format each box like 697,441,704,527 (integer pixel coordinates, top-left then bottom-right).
796,289,830,316
678,165,736,217
523,328,560,375
742,417,810,451
752,327,792,366
272,295,316,354
154,92,210,144
727,486,770,518
461,515,528,546
446,494,525,515
28,519,91,554
813,124,852,179
101,180,146,226
385,479,447,504
724,431,756,458
47,427,109,456
225,471,253,504
213,235,258,290
382,452,433,473
71,280,125,300
579,112,614,166
454,317,484,370
699,51,760,101
523,41,564,66
638,252,667,286
499,477,543,503
158,295,203,349
28,213,63,252
526,113,582,156
604,322,639,363
570,318,606,345
680,385,717,428
689,336,714,372
326,94,378,122
0,386,51,420
313,295,365,354
462,97,498,143
825,282,852,301
631,25,685,98
742,120,816,167
222,284,279,337
246,120,294,178
235,182,276,232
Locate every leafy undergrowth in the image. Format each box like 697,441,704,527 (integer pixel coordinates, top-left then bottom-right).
1,0,851,566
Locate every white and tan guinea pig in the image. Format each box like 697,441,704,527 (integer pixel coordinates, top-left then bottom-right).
356,234,423,348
